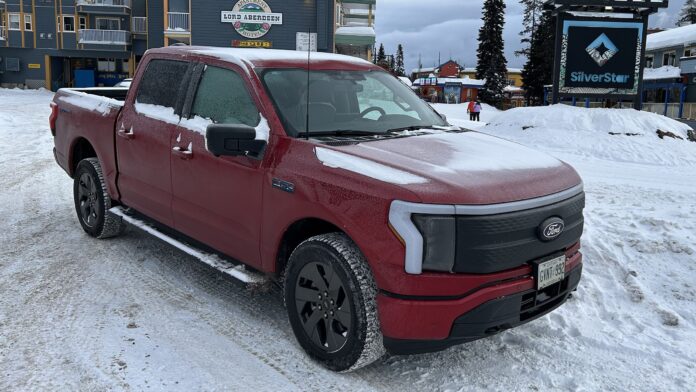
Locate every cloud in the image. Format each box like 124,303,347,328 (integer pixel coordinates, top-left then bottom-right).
375,0,686,75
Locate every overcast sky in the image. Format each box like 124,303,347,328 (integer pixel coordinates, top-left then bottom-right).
375,0,688,73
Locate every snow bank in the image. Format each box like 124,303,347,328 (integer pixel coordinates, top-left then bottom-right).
315,147,428,185
643,65,681,80
646,23,696,51
484,104,696,166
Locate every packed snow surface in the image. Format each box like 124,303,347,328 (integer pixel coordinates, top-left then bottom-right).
1,89,696,391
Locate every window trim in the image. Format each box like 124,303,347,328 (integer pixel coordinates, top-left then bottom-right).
79,16,87,31
645,54,654,68
24,14,32,32
62,15,76,33
8,13,21,31
662,50,676,66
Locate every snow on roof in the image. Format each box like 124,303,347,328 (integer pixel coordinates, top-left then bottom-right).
463,67,521,74
413,77,485,87
411,67,436,74
504,85,524,92
646,24,696,51
335,26,376,37
643,66,682,81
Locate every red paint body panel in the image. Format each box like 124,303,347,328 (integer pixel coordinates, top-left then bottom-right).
52,47,584,343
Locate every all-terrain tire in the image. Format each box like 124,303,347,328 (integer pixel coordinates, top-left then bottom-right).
73,158,126,239
284,233,385,372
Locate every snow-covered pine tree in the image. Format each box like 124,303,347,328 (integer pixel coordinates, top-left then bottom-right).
521,10,555,106
377,43,386,64
395,44,406,77
516,0,544,57
476,0,508,107
678,0,696,26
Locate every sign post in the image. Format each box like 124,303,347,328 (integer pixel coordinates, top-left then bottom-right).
548,0,668,109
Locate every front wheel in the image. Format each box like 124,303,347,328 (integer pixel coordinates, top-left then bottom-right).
73,158,126,239
284,233,385,372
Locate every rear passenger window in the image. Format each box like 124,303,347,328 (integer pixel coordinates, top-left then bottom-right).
136,59,189,109
191,66,260,127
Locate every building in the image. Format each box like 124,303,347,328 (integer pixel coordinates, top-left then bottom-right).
642,23,696,118
0,0,375,90
410,60,461,80
412,76,483,104
334,0,375,61
460,67,523,88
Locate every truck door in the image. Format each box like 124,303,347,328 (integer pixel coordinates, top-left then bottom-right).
170,63,266,268
116,59,191,226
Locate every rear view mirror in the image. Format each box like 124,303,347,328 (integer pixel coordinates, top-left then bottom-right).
206,124,267,158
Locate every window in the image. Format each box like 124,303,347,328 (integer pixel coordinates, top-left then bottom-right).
645,55,654,68
96,18,120,31
663,51,676,66
56,16,61,33
79,17,87,30
9,14,21,31
97,59,116,72
136,60,190,109
24,14,32,31
122,59,130,73
63,16,75,32
191,66,260,127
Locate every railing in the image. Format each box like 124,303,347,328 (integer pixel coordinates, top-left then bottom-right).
132,17,147,34
77,0,132,7
0,26,6,40
79,29,130,45
167,12,190,32
642,102,683,119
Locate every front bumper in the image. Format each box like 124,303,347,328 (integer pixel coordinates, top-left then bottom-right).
379,256,582,355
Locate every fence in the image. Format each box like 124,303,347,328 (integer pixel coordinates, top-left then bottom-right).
167,12,190,32
131,17,147,34
78,29,130,45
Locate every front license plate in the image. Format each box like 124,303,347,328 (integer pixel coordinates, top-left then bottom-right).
536,255,566,290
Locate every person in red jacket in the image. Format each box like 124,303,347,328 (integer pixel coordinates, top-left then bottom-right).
467,100,476,121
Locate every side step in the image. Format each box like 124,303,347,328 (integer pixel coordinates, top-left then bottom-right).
109,206,270,286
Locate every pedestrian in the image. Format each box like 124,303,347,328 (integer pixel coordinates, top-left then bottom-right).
467,100,476,121
430,90,438,104
473,100,482,122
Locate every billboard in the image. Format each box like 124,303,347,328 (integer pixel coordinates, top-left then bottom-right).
556,18,645,98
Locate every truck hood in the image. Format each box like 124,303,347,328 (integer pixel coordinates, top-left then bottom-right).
314,131,582,205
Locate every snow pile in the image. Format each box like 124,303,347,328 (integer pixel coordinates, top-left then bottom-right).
484,104,696,166
431,102,501,130
646,23,696,51
643,65,682,81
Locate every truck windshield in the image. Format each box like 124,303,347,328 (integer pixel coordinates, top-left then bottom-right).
260,69,447,137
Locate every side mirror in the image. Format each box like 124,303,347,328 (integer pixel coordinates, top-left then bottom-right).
206,124,267,158
439,112,448,123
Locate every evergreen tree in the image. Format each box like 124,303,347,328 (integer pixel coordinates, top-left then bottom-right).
377,43,386,64
476,0,508,107
516,0,544,57
395,44,406,77
521,10,555,106
678,0,696,26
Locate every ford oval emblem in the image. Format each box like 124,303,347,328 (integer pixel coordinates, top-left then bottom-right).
539,217,565,242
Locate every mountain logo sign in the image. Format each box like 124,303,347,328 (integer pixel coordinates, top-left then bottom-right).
586,33,619,67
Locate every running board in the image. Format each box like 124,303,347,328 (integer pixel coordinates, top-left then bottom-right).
109,206,270,286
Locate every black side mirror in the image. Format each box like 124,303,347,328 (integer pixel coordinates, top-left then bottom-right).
206,124,267,158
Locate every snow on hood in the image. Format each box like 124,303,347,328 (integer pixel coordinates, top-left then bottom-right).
314,131,579,204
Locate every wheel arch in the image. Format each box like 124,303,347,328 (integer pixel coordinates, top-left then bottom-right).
275,217,345,277
69,137,98,177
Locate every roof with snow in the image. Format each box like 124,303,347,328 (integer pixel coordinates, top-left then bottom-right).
411,67,436,74
646,24,696,52
413,77,485,87
462,67,522,74
643,66,682,81
335,26,376,37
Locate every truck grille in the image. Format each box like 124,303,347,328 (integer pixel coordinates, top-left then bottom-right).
453,192,585,274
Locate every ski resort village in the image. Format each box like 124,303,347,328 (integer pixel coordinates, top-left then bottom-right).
1,0,695,391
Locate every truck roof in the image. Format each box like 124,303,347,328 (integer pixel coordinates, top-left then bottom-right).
145,46,380,71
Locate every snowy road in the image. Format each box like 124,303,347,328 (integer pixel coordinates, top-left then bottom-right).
1,90,695,391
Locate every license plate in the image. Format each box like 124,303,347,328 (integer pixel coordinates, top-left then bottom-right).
535,255,566,290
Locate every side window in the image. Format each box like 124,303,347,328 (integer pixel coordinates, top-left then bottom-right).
191,66,260,127
136,59,190,109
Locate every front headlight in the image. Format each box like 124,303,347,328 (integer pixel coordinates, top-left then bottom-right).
412,214,456,272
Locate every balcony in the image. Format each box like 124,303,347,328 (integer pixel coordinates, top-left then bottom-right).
132,17,147,35
166,12,191,34
76,0,131,15
79,29,130,45
0,26,5,41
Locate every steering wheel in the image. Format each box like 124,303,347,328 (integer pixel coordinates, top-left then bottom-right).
360,107,387,119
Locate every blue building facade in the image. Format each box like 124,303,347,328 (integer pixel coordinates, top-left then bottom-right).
0,0,345,90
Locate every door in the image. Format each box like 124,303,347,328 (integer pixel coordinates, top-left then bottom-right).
171,64,266,267
116,58,191,226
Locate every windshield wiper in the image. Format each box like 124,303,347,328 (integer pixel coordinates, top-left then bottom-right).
384,125,436,133
309,130,386,137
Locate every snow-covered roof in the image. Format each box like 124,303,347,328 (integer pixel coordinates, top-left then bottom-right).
646,24,696,51
334,26,376,37
413,77,485,87
643,65,682,80
504,85,524,92
463,67,521,74
411,67,436,74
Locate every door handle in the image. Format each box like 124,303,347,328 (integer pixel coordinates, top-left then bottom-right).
172,143,193,160
117,126,135,140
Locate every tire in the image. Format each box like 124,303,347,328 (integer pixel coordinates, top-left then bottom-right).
284,233,385,372
73,158,126,239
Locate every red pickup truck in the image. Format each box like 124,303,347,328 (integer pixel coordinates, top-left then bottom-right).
51,46,585,371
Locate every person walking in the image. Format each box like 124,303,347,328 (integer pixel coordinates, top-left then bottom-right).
430,89,439,104
472,100,483,122
467,100,476,121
